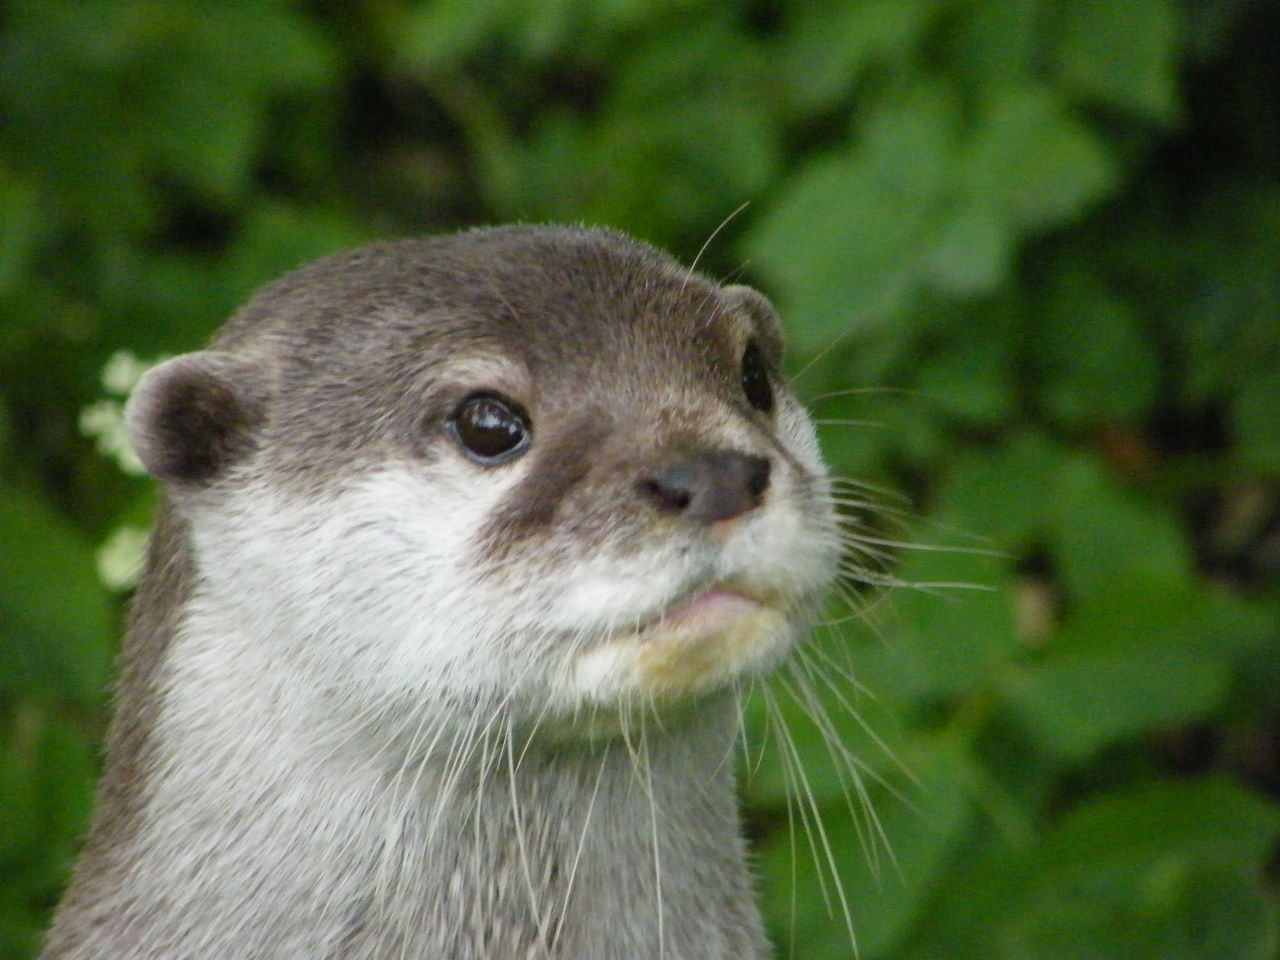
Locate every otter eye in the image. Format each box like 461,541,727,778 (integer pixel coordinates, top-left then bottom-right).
740,341,774,414
449,393,531,464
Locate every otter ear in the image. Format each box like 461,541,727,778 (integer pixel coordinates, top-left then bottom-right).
720,284,784,360
125,352,271,486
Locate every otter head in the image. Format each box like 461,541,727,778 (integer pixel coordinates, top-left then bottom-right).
125,226,837,746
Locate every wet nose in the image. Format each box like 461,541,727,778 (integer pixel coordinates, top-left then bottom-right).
637,449,771,522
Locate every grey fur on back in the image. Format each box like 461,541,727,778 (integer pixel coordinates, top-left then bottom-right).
40,226,837,959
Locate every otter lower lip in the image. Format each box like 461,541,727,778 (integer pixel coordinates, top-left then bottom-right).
653,588,764,630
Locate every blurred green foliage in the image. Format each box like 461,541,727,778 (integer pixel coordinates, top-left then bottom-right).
2,0,1278,957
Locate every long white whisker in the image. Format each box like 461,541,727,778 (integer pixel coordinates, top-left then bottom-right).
763,691,838,919
505,715,554,954
684,202,751,289
779,663,901,882
788,325,862,385
761,685,802,960
812,417,890,429
552,747,610,946
773,683,860,955
799,385,916,405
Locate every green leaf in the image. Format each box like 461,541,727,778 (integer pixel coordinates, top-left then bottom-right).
394,0,513,68
517,0,578,58
479,16,781,238
0,490,112,705
1046,778,1280,872
933,430,1064,548
1005,573,1260,762
779,0,942,111
908,781,1280,959
1048,454,1190,599
1054,0,1182,123
960,85,1118,231
1232,364,1280,471
0,173,41,299
951,0,1044,88
745,83,960,354
0,707,97,960
126,252,230,350
0,6,157,240
0,707,96,866
912,321,1017,424
579,100,778,232
1008,644,1227,762
219,204,372,309
1001,866,1278,960
148,76,262,200
0,724,39,865
920,200,1013,297
892,838,1034,959
146,5,338,199
759,742,975,958
869,548,1017,702
1033,265,1159,427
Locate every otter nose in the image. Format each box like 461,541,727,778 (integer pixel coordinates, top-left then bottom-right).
637,449,771,522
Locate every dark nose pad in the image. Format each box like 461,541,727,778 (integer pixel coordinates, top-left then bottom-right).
637,449,771,522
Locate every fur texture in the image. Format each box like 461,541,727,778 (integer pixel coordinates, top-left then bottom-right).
41,226,838,959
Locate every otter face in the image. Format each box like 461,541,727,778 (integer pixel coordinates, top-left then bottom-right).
127,227,837,743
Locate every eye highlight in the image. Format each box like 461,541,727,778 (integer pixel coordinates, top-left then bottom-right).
448,392,532,464
740,340,774,414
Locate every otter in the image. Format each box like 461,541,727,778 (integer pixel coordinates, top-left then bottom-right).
41,225,841,959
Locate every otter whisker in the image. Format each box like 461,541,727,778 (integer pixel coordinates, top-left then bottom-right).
504,714,556,955
798,384,916,406
778,661,899,879
551,747,610,948
682,201,751,292
763,688,859,953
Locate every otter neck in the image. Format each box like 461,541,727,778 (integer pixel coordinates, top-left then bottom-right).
64,598,769,960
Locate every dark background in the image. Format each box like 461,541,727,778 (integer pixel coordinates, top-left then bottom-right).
2,1,1278,957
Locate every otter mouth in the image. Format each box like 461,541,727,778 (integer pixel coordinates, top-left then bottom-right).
645,584,764,628
564,581,795,712
630,575,786,634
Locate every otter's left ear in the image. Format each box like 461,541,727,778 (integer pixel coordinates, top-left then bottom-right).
720,284,784,360
125,351,272,487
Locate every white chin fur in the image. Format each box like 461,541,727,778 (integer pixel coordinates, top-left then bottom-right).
177,439,830,743
566,599,794,708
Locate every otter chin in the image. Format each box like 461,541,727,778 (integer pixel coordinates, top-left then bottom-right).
569,588,794,709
